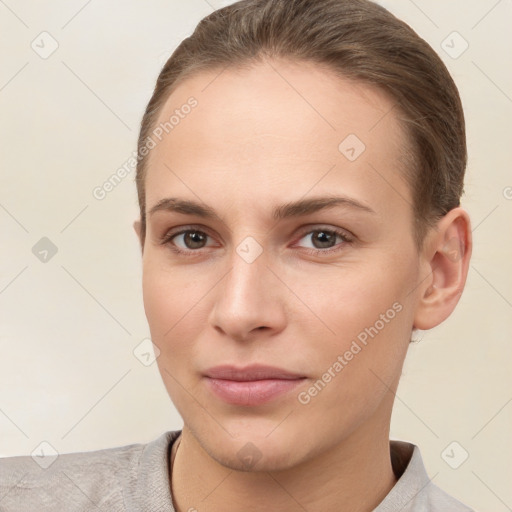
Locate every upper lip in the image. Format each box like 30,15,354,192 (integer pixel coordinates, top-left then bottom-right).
204,364,306,381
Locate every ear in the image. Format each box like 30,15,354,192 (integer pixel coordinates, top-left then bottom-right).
133,219,144,253
413,207,472,330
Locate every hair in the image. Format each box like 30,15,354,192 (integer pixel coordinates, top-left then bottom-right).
134,0,466,249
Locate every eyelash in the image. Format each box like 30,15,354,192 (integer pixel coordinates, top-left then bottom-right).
159,225,354,257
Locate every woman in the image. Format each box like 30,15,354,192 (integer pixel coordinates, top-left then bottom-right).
0,0,475,510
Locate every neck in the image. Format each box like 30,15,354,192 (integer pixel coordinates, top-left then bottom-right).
170,400,397,512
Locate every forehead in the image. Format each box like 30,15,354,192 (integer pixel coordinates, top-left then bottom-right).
145,58,412,221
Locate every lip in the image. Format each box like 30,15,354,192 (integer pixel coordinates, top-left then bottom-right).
203,364,306,381
203,364,307,406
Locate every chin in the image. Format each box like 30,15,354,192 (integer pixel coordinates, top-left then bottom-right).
213,442,299,473
194,421,305,471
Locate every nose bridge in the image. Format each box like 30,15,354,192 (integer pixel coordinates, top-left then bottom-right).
228,240,267,303
210,236,285,339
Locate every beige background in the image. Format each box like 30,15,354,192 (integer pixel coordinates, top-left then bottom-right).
1,0,511,510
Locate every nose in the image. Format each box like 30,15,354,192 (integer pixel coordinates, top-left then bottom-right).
208,242,287,342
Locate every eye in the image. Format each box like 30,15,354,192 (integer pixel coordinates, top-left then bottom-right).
160,228,216,255
294,227,353,255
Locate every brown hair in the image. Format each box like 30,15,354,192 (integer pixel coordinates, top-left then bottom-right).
135,0,466,248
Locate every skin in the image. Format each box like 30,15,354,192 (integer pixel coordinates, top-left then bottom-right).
133,58,472,512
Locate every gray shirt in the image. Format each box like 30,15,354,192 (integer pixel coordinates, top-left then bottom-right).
0,430,475,511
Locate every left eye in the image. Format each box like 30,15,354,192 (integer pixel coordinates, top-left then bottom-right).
295,228,350,252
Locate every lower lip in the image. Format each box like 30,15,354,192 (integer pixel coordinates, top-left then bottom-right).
204,377,306,406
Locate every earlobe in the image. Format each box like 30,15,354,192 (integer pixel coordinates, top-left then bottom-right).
413,207,472,330
133,220,144,252
133,219,141,239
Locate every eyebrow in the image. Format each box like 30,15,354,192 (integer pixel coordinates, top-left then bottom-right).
148,195,376,222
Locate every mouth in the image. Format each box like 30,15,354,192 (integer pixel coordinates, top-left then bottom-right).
203,364,307,406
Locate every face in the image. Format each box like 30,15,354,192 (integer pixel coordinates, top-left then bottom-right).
137,59,424,471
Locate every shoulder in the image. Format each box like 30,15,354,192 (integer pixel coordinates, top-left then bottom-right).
425,481,476,511
0,441,144,512
0,430,177,512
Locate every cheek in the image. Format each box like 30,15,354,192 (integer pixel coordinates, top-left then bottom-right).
142,259,207,409
141,256,205,350
296,297,411,436
297,256,415,394
295,259,410,344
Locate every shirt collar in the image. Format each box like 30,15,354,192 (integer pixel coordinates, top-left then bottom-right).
126,429,179,511
375,440,433,511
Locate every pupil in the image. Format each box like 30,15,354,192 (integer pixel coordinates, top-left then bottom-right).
314,230,334,248
186,231,205,248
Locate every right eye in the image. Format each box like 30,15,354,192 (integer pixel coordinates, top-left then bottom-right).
160,228,217,256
